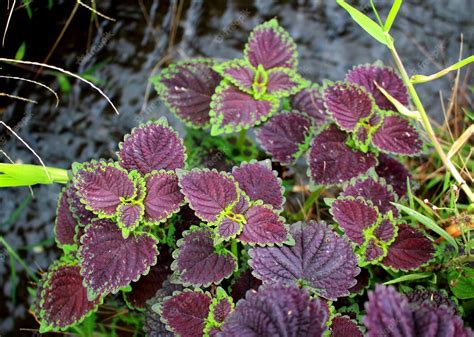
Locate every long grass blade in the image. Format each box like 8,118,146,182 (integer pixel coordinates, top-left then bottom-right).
384,0,403,32
411,55,474,84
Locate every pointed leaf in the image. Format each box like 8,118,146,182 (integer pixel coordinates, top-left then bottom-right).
406,289,457,312
213,59,255,93
290,85,327,123
216,195,249,241
364,239,386,262
266,67,309,97
118,120,186,174
331,316,364,337
249,221,359,300
55,186,79,247
374,218,396,242
79,219,158,299
66,182,96,227
256,111,313,165
117,203,144,234
244,18,298,70
372,115,423,155
375,154,411,197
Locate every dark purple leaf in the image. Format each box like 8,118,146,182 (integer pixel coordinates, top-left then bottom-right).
220,284,329,337
346,65,408,110
407,289,457,313
79,219,158,299
324,82,373,131
38,265,101,332
244,19,297,70
232,160,284,211
210,82,278,135
118,119,186,174
117,203,144,233
372,115,423,155
161,291,212,337
66,183,96,227
153,60,221,127
290,85,327,124
256,111,313,165
218,218,244,240
178,169,238,222
364,239,385,262
374,219,396,242
331,316,364,337
308,125,377,185
376,154,411,197
214,59,255,93
230,269,262,303
349,267,370,294
249,221,359,299
382,224,434,270
55,186,78,247
172,227,236,286
144,171,184,224
212,297,233,324
331,198,378,244
266,68,308,96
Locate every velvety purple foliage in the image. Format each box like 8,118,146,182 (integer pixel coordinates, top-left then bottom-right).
342,176,398,215
230,269,262,302
381,224,434,270
237,204,288,245
349,267,370,294
178,169,238,222
66,184,95,227
331,316,364,337
118,121,186,175
117,203,143,230
55,187,78,246
365,239,385,262
265,68,306,95
38,265,101,331
161,291,212,337
290,86,327,123
79,219,158,299
308,125,377,184
331,198,378,244
220,284,328,337
75,162,136,216
154,60,221,127
372,115,423,155
376,154,411,197
173,227,236,286
324,82,373,131
144,171,184,224
244,19,297,70
218,218,243,240
256,111,313,165
232,161,283,210
216,60,255,92
406,289,457,313
374,219,396,242
346,65,409,110
212,297,233,323
249,221,359,299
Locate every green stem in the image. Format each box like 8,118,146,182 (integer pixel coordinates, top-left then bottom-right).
0,236,39,282
389,46,474,204
300,186,324,219
236,129,248,150
230,239,238,262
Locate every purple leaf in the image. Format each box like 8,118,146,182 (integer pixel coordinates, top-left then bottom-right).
117,203,144,233
66,183,96,227
216,194,249,240
407,289,457,313
349,267,370,294
372,115,423,155
118,119,186,175
38,265,101,332
153,60,221,127
374,219,396,243
79,219,158,299
266,68,308,96
144,171,184,224
308,125,377,185
161,291,212,337
210,81,278,135
220,284,329,337
382,224,434,270
237,204,289,245
256,111,313,165
214,59,255,93
331,198,378,244
346,65,408,110
212,297,233,324
342,176,398,215
331,316,364,337
290,85,327,124
376,154,411,197
244,19,297,70
364,239,385,262
232,160,284,211
178,169,238,222
172,227,236,287
249,221,359,300
324,82,374,131
230,269,262,302
55,186,78,247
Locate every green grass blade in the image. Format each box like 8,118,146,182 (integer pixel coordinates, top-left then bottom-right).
384,271,432,285
384,0,403,32
411,55,474,83
0,163,69,187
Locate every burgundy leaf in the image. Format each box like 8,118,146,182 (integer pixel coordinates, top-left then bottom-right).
212,297,233,324
153,60,221,127
364,239,385,262
374,219,396,243
382,224,434,270
144,171,184,224
324,82,373,131
232,160,284,211
218,218,243,241
55,186,78,247
406,289,457,313
161,291,212,337
249,221,359,300
331,198,378,244
118,120,186,174
66,183,96,227
266,68,308,96
244,19,297,70
220,284,329,337
346,65,408,110
172,227,236,286
117,203,143,232
372,115,423,155
290,86,327,124
331,316,364,337
79,219,158,299
178,169,238,222
349,267,370,294
256,111,313,165
214,59,255,93
376,154,411,197
308,125,377,185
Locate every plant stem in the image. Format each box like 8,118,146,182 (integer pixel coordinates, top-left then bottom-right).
302,186,324,218
0,236,39,282
236,129,247,150
230,239,238,262
389,46,474,204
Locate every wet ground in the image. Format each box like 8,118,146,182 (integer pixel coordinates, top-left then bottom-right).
0,0,473,335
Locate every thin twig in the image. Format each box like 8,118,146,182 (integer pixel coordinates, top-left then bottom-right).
0,75,60,107
0,92,37,104
77,0,116,21
2,0,15,46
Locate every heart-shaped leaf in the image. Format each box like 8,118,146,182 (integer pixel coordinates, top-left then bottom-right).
375,154,411,197
372,115,423,155
290,85,327,124
266,67,309,97
213,59,255,94
117,203,144,235
374,218,396,243
118,119,186,175
331,316,364,337
249,221,359,300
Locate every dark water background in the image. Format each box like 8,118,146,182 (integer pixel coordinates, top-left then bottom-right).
0,0,473,335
